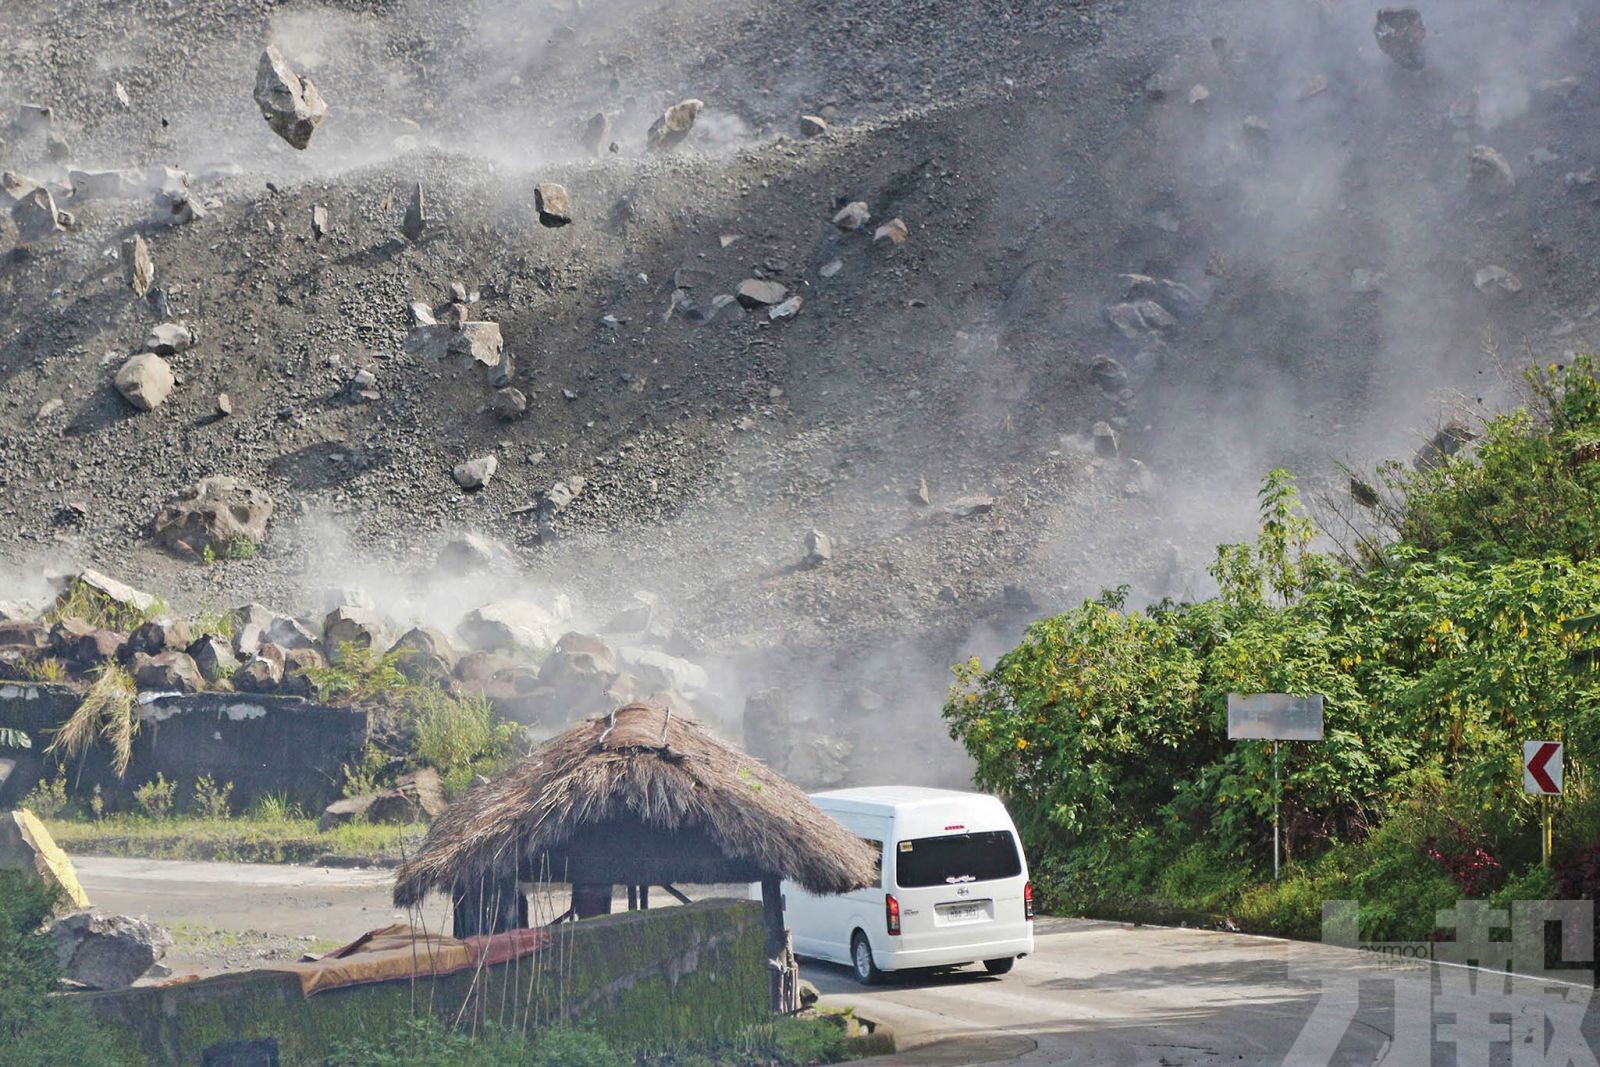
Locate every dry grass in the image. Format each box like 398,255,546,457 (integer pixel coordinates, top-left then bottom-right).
46,663,139,776
395,702,876,906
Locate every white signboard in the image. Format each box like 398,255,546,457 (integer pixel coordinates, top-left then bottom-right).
1523,741,1563,795
1227,694,1325,741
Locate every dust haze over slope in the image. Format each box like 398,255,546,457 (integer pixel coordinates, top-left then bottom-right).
2,0,1598,785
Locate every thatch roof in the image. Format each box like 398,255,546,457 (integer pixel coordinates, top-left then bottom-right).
393,702,876,906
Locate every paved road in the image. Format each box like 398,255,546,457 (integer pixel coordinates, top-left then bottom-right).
76,860,1600,1064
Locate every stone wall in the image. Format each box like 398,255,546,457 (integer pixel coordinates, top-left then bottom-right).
78,898,768,1064
0,684,369,811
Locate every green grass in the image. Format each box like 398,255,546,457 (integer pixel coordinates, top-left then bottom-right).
44,814,426,865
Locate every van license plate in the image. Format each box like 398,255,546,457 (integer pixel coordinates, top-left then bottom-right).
940,903,986,923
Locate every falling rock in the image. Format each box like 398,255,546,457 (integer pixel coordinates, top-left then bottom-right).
873,218,909,244
946,495,996,518
910,476,931,506
802,528,833,568
535,182,572,227
311,204,328,238
1091,356,1128,394
216,393,233,416
365,768,448,825
12,187,63,243
605,592,659,634
799,114,828,137
1473,265,1522,296
1374,8,1426,70
143,322,195,355
1118,274,1204,321
323,606,392,652
435,533,506,573
253,45,328,150
491,387,528,420
267,616,318,651
402,182,425,242
1469,145,1516,191
453,454,498,490
50,912,170,990
1350,268,1386,294
1106,300,1177,340
832,201,870,230
646,98,704,152
580,111,611,156
186,635,238,684
736,279,788,308
152,475,274,558
449,321,504,367
458,600,559,652
114,353,175,412
132,651,205,693
1093,421,1120,457
122,236,154,297
0,810,90,909
1188,84,1210,107
768,295,803,321
1414,419,1477,471
56,569,157,616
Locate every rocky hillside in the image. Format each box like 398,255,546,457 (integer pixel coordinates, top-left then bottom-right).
2,0,1597,785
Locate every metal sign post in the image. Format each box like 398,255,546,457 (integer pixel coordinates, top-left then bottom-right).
1523,740,1563,868
1229,694,1326,880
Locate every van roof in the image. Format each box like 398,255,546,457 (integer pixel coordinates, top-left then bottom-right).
810,786,1003,813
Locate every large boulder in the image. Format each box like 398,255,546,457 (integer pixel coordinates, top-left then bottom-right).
124,617,192,658
618,647,708,693
113,353,175,412
278,647,325,697
152,476,273,559
55,570,156,618
0,809,90,909
50,619,124,669
50,912,170,989
457,600,559,652
232,645,286,692
131,651,204,693
322,606,392,652
266,615,318,651
0,621,51,651
366,768,447,824
253,45,328,150
540,632,618,688
390,627,458,684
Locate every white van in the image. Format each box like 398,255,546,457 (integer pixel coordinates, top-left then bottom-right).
781,786,1033,983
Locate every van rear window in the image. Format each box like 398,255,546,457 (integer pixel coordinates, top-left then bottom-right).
894,830,1021,888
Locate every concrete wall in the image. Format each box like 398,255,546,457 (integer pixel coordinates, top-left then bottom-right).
0,685,369,811
79,898,768,1065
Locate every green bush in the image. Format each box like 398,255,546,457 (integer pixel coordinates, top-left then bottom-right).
409,688,518,796
134,774,176,820
324,1017,622,1067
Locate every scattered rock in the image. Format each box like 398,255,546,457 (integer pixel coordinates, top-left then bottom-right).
152,476,274,558
122,236,154,297
799,115,828,137
646,99,704,152
186,635,238,684
1469,145,1516,191
402,182,426,243
346,367,379,403
768,295,803,321
132,650,204,693
143,322,195,356
50,912,170,989
802,528,833,568
12,187,63,243
1473,265,1522,296
491,387,527,420
0,809,90,910
113,353,175,413
736,279,788,308
1374,8,1426,70
832,201,870,230
449,321,504,367
253,45,328,150
452,454,498,490
535,182,572,227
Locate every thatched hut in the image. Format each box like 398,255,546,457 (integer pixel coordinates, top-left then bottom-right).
393,702,876,1010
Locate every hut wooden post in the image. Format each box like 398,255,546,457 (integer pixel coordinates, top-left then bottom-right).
761,876,789,1013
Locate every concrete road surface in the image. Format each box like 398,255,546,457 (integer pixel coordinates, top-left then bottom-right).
76,860,1600,1065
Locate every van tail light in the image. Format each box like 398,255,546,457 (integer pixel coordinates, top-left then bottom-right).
886,894,901,936
1024,881,1034,921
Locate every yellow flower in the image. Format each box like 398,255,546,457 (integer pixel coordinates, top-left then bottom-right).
1016,737,1028,750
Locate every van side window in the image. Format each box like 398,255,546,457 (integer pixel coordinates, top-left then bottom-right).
862,839,883,888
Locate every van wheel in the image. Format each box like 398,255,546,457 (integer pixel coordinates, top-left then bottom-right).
982,957,1015,976
851,932,883,984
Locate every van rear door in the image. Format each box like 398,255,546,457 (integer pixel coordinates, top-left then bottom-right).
891,829,1025,944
